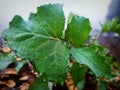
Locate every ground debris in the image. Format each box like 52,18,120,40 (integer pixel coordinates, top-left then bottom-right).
0,63,37,90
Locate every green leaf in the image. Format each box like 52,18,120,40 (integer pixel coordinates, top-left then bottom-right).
101,18,120,35
76,79,85,90
65,15,92,47
70,62,87,86
37,4,65,38
0,52,15,70
29,13,37,20
9,15,23,28
29,76,49,90
70,45,112,78
98,80,107,90
2,4,69,84
35,40,69,85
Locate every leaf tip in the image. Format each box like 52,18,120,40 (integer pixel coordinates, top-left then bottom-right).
9,15,23,27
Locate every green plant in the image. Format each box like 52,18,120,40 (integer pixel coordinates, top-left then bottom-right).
101,18,120,35
1,4,115,89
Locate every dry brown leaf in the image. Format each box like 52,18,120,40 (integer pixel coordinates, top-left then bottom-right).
0,68,18,75
2,47,11,53
5,80,16,88
19,83,29,90
19,75,28,81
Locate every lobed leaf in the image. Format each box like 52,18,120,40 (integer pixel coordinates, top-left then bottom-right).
37,4,65,38
2,4,69,84
34,40,69,84
70,45,112,78
65,15,92,47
